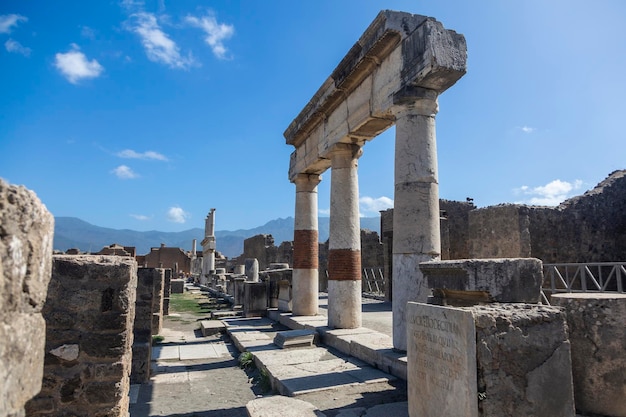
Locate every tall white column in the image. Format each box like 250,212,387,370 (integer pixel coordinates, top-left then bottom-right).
392,89,441,351
292,174,322,316
328,143,362,329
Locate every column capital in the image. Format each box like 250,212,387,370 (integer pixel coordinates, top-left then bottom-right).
293,173,322,191
327,143,363,170
392,86,439,117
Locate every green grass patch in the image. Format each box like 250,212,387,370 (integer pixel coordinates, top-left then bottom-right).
169,293,213,316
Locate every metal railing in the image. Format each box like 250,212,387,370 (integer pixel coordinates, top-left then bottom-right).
362,267,385,295
321,267,386,296
541,262,626,304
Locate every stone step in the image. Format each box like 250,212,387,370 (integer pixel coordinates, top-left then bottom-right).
211,310,242,319
274,329,317,348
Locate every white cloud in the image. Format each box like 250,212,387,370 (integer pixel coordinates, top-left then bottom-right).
519,126,536,134
128,12,195,69
167,206,189,223
54,44,104,84
185,12,234,60
130,214,151,221
117,149,168,161
359,196,394,216
5,38,30,56
0,14,27,34
111,165,138,179
318,208,330,216
514,179,583,206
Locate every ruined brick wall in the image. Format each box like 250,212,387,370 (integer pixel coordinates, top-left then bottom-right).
26,255,137,417
151,268,165,335
469,205,532,259
0,180,54,417
144,245,191,273
242,234,293,270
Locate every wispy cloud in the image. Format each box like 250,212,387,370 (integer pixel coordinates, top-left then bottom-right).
318,208,330,216
5,38,30,56
167,206,189,223
185,12,234,60
80,26,96,39
130,214,151,221
117,149,168,161
127,12,195,69
111,165,138,179
54,44,104,84
0,14,27,34
518,126,536,134
359,196,394,216
514,179,583,206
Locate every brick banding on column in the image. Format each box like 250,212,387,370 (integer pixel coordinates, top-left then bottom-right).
328,249,362,280
293,229,319,269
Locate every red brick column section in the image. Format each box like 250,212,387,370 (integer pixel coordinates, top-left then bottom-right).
327,249,361,280
293,229,319,269
292,173,322,316
328,143,363,329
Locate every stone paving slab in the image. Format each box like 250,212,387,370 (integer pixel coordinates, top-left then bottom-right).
153,342,230,361
153,345,180,360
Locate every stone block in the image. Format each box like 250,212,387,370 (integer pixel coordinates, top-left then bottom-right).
246,395,326,417
407,302,478,417
244,282,268,317
273,329,317,348
471,303,575,417
277,279,292,312
200,320,225,336
0,180,54,417
551,293,626,417
420,258,543,303
170,279,184,294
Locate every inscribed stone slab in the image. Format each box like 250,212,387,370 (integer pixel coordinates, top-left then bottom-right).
407,302,477,417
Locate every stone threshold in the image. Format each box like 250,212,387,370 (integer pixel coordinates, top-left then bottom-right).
266,309,407,381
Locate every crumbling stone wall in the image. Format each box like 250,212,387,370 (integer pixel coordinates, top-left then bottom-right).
469,170,626,263
151,268,165,335
26,255,137,417
132,268,158,384
360,229,384,268
241,234,292,270
0,180,54,417
144,244,191,273
440,199,474,259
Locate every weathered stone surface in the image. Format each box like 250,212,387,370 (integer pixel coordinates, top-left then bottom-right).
26,255,137,417
420,258,543,303
151,268,165,335
170,278,184,294
244,282,267,317
246,395,326,417
274,329,317,348
132,268,157,384
471,303,575,417
407,302,477,417
0,180,54,417
551,293,626,417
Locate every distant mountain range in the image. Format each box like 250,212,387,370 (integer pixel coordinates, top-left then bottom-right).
53,216,381,258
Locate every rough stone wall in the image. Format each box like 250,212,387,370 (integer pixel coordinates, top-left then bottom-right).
242,234,275,270
27,255,137,417
440,199,474,259
151,268,165,335
132,268,157,384
0,180,54,417
469,204,532,259
529,170,626,263
360,229,384,268
471,304,575,417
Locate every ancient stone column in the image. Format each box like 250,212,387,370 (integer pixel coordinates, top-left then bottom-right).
327,143,362,329
292,173,322,316
201,208,216,276
392,88,441,351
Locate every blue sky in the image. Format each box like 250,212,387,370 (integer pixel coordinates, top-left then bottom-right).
1,1,625,232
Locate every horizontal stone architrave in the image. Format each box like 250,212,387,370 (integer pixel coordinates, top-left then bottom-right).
285,10,466,181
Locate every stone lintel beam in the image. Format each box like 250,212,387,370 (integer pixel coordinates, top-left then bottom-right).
285,10,466,181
